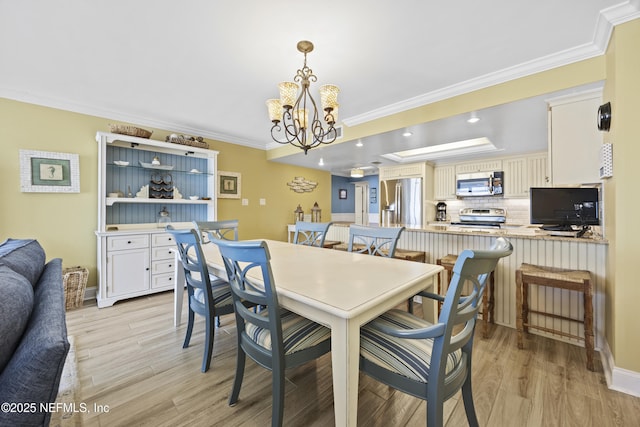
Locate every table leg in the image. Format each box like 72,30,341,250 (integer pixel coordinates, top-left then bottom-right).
330,317,360,427
516,269,524,349
482,284,489,338
583,278,595,371
173,252,185,327
488,271,495,324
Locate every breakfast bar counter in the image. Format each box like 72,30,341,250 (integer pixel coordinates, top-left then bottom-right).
325,222,608,349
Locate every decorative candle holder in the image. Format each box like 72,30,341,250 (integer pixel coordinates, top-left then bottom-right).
311,202,321,222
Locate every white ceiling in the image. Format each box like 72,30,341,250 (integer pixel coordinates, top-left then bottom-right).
2,1,639,175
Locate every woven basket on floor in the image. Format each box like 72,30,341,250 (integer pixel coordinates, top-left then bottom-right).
63,266,89,310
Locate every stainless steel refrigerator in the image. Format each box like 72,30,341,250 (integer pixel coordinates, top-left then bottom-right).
379,177,423,228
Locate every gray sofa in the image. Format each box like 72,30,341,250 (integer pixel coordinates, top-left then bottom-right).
0,238,70,426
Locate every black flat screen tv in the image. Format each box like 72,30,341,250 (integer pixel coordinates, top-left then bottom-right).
530,187,600,231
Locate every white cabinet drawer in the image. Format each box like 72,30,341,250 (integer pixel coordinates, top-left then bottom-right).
151,272,174,289
152,259,175,275
107,235,149,251
152,245,175,261
152,233,175,247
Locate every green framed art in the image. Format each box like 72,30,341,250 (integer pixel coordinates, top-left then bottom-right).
216,170,241,199
20,149,80,193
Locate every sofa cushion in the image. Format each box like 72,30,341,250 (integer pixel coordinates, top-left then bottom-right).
0,259,69,427
0,239,46,288
0,265,35,374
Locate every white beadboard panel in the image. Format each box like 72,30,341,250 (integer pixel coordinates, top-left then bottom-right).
326,224,607,348
106,145,210,225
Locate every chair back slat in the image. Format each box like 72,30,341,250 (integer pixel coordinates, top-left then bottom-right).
348,225,405,257
193,220,239,244
293,221,333,247
165,226,213,295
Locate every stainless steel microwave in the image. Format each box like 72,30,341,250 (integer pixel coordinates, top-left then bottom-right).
455,171,503,197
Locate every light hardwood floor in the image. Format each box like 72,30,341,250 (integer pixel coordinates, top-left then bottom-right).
65,291,640,426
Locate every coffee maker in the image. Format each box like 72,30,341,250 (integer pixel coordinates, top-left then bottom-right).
436,202,447,221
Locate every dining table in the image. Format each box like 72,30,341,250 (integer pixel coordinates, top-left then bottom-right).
173,239,442,427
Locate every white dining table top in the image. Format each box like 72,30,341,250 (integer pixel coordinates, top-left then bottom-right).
199,239,443,321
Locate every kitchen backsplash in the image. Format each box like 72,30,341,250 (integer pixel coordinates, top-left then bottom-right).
443,197,531,225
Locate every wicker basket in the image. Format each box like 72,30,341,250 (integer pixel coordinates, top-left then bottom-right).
63,266,89,310
166,136,209,149
109,124,153,139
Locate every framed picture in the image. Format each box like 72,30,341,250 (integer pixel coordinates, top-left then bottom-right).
217,171,241,199
370,188,377,203
19,149,80,193
339,189,347,199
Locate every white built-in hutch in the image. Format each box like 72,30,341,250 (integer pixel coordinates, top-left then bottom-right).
94,131,218,308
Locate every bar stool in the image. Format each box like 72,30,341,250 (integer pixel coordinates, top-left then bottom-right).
437,254,494,338
515,263,594,371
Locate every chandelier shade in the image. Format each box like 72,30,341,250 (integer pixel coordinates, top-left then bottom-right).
267,40,340,154
278,82,299,108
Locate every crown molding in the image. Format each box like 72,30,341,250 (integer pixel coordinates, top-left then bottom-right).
0,88,266,150
342,2,639,128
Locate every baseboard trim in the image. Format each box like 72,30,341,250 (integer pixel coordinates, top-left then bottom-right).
601,337,640,398
84,286,97,302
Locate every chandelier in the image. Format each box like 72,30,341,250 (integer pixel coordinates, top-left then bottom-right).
266,40,340,155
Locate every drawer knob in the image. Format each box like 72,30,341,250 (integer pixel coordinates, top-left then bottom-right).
127,240,132,244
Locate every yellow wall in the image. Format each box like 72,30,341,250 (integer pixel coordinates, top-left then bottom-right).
603,19,640,372
0,98,330,288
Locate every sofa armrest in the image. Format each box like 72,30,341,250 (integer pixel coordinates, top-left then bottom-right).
0,259,70,427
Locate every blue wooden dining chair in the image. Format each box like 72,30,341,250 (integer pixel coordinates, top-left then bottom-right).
214,239,332,427
292,221,333,247
192,220,240,326
165,226,236,373
359,237,513,427
347,224,405,256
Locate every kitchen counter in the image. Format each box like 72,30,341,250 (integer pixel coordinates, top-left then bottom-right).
327,221,606,243
418,223,607,243
325,221,607,351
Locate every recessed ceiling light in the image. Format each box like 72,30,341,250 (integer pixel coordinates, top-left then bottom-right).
318,157,325,166
402,131,413,137
350,168,364,178
356,140,363,147
382,137,498,162
467,112,480,123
